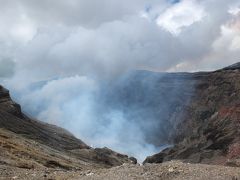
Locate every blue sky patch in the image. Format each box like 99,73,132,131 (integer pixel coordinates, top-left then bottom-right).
168,0,180,4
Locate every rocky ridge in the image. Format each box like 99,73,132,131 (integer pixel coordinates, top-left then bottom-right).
144,63,240,166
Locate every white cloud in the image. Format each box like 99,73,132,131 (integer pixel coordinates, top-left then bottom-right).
156,0,206,35
213,18,240,51
0,0,239,80
229,3,240,15
167,61,199,72
9,14,36,43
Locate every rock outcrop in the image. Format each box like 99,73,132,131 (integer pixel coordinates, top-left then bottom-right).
144,63,240,165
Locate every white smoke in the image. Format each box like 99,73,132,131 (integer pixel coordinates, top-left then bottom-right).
8,75,163,162
0,0,240,161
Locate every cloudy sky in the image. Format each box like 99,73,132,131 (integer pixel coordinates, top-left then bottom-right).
0,0,240,160
0,0,239,82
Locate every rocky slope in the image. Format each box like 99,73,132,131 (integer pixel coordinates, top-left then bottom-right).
0,85,134,171
144,62,240,165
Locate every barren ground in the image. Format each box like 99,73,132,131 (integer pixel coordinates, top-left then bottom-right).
1,161,240,180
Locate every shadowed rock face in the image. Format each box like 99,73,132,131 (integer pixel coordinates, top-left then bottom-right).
222,62,240,70
144,63,240,165
99,71,197,146
0,85,133,170
0,86,22,118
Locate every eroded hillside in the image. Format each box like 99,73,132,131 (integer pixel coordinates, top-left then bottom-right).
0,85,134,172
